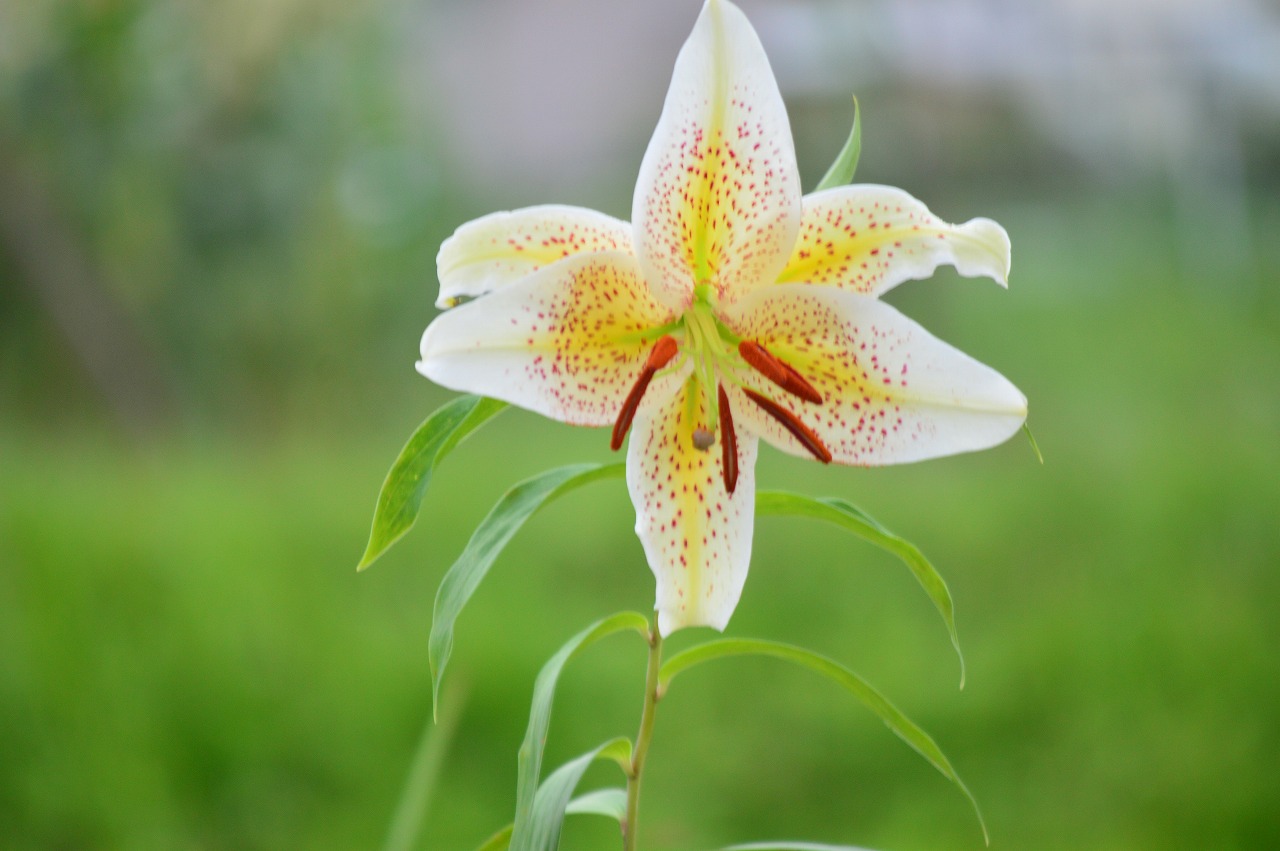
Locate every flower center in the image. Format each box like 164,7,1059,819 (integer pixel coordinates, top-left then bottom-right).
610,291,833,492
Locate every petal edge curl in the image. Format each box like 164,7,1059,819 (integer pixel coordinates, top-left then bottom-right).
435,205,633,309
777,185,1011,296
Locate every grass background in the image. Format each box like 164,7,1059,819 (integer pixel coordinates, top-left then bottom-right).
6,205,1279,848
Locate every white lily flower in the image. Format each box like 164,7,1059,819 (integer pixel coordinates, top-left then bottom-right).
419,0,1026,636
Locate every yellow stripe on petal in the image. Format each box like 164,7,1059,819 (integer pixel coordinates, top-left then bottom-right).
777,185,1011,296
726,285,1026,466
627,376,758,636
435,205,633,308
419,251,678,427
632,0,801,309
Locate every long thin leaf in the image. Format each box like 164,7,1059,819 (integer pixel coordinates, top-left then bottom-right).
359,395,507,570
513,738,633,851
814,96,861,192
468,789,627,851
429,462,627,709
660,639,986,843
723,844,880,851
1022,422,1044,464
514,613,649,842
756,490,965,686
380,682,466,851
564,788,628,822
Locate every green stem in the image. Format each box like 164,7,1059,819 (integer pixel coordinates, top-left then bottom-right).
622,619,664,851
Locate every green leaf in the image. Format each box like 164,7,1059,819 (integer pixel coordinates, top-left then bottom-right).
1023,422,1044,464
380,682,466,851
469,789,626,851
473,824,513,851
512,738,633,851
814,96,861,192
514,613,649,842
428,462,628,710
565,788,628,822
757,491,966,687
359,395,507,570
727,839,885,844
660,639,987,843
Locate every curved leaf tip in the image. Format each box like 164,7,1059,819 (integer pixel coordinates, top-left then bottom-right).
359,395,507,571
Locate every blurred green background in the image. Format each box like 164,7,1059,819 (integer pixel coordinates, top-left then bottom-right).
3,0,1279,849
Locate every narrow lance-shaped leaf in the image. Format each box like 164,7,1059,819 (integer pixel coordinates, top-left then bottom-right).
564,788,628,823
814,96,861,192
359,395,507,570
381,682,466,851
512,738,633,851
722,844,881,851
468,789,627,851
756,491,966,686
660,639,987,844
429,463,628,710
1022,422,1044,464
513,613,649,842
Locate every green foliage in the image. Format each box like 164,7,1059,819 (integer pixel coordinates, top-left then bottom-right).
722,844,878,851
514,738,633,851
475,825,514,851
565,788,629,822
428,463,627,709
513,613,648,843
660,638,986,843
757,491,965,685
469,790,628,851
360,396,507,571
814,97,861,192
380,684,465,851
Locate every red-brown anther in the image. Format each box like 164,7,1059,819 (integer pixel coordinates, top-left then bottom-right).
611,335,681,451
742,387,833,464
738,340,823,405
717,384,738,494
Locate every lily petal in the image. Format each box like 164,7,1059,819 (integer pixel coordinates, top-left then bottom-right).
632,0,801,308
419,251,678,426
435,205,633,308
777,185,1011,296
726,284,1026,465
627,376,759,635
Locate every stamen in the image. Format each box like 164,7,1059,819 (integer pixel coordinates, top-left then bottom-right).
717,384,738,493
738,341,823,404
742,388,833,464
611,336,681,451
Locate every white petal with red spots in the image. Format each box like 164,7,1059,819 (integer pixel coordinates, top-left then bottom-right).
435,205,633,309
627,378,758,635
419,251,678,426
632,0,801,309
726,284,1026,465
777,185,1011,296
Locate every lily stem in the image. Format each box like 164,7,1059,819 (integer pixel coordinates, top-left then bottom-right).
623,618,664,851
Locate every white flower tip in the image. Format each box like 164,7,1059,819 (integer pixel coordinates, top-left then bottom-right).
953,217,1012,287
657,604,731,638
